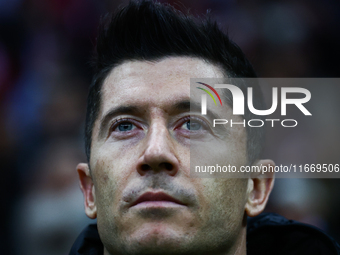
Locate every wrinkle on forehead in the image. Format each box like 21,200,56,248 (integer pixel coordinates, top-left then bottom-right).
102,57,224,94
97,56,224,117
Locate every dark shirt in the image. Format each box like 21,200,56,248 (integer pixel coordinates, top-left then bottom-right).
69,213,340,255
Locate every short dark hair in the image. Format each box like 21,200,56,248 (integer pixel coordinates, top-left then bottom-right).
85,0,265,164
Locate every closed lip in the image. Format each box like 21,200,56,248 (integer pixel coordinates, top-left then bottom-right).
130,191,186,207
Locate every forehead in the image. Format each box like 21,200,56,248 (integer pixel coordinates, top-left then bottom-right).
100,57,224,113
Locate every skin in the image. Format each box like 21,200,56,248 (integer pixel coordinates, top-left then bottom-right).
77,57,275,255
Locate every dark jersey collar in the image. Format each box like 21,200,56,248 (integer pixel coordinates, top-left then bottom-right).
69,213,340,255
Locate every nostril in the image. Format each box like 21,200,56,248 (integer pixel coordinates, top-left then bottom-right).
141,164,151,171
141,163,173,171
139,162,176,174
162,162,173,171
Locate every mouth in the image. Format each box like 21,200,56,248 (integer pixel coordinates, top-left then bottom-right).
130,191,186,209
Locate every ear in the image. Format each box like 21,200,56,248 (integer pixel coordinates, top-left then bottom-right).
77,163,97,219
245,159,275,217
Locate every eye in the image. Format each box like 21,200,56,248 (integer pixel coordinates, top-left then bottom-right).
180,117,204,131
183,120,201,130
110,118,139,133
117,122,135,132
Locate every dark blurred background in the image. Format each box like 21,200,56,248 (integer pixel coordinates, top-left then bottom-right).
0,0,339,254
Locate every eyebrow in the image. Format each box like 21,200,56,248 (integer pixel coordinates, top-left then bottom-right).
98,100,222,138
98,105,141,138
186,101,221,120
174,100,221,119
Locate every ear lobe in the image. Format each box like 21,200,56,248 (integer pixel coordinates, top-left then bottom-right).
77,163,97,219
245,159,275,217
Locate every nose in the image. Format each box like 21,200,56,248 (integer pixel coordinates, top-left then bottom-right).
137,121,179,176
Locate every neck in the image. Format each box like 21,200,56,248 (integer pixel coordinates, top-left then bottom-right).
230,227,247,255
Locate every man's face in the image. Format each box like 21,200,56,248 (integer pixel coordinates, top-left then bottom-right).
87,57,250,255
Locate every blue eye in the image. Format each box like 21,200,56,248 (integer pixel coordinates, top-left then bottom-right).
182,120,202,130
118,122,134,131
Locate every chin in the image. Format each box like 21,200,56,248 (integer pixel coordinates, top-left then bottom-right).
125,224,189,254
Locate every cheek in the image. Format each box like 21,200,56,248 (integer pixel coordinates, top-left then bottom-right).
92,139,140,183
196,179,248,228
91,149,134,217
92,158,117,211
